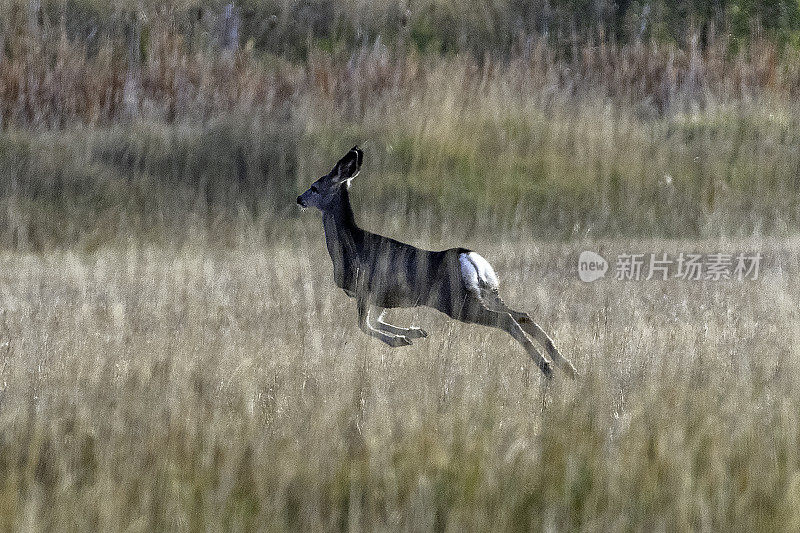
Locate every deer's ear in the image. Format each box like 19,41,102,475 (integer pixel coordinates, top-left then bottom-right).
332,146,363,182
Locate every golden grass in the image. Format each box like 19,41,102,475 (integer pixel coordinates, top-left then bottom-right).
0,229,797,530
1,5,799,529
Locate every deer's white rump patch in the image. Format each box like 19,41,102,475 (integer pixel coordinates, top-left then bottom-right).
459,251,499,292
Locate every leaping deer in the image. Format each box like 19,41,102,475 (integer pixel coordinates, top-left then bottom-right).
297,146,577,379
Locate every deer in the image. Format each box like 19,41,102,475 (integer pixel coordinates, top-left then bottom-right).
296,146,577,379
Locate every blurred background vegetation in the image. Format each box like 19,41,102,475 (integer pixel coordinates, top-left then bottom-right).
1,0,800,247
4,3,800,530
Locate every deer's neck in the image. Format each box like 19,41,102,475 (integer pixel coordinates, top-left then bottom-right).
321,188,363,288
323,187,358,230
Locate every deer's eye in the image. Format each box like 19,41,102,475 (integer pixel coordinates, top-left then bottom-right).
310,185,319,193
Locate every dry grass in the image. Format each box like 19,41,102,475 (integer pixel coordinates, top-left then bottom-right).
0,227,798,530
2,3,800,531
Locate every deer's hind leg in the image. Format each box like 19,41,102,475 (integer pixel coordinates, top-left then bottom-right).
482,289,577,379
374,309,428,339
459,295,553,379
516,315,577,379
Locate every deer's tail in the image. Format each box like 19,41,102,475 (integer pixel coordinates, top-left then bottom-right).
458,251,499,294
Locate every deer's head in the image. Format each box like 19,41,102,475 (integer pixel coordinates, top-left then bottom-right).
297,146,363,211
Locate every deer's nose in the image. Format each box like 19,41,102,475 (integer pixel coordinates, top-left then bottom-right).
297,196,306,207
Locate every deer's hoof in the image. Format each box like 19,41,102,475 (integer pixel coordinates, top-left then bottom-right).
562,361,578,380
389,335,413,347
407,328,428,339
539,361,553,379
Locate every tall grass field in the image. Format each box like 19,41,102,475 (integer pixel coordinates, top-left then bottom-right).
2,0,800,531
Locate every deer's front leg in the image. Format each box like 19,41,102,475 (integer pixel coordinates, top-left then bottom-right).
374,309,428,339
357,301,413,347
